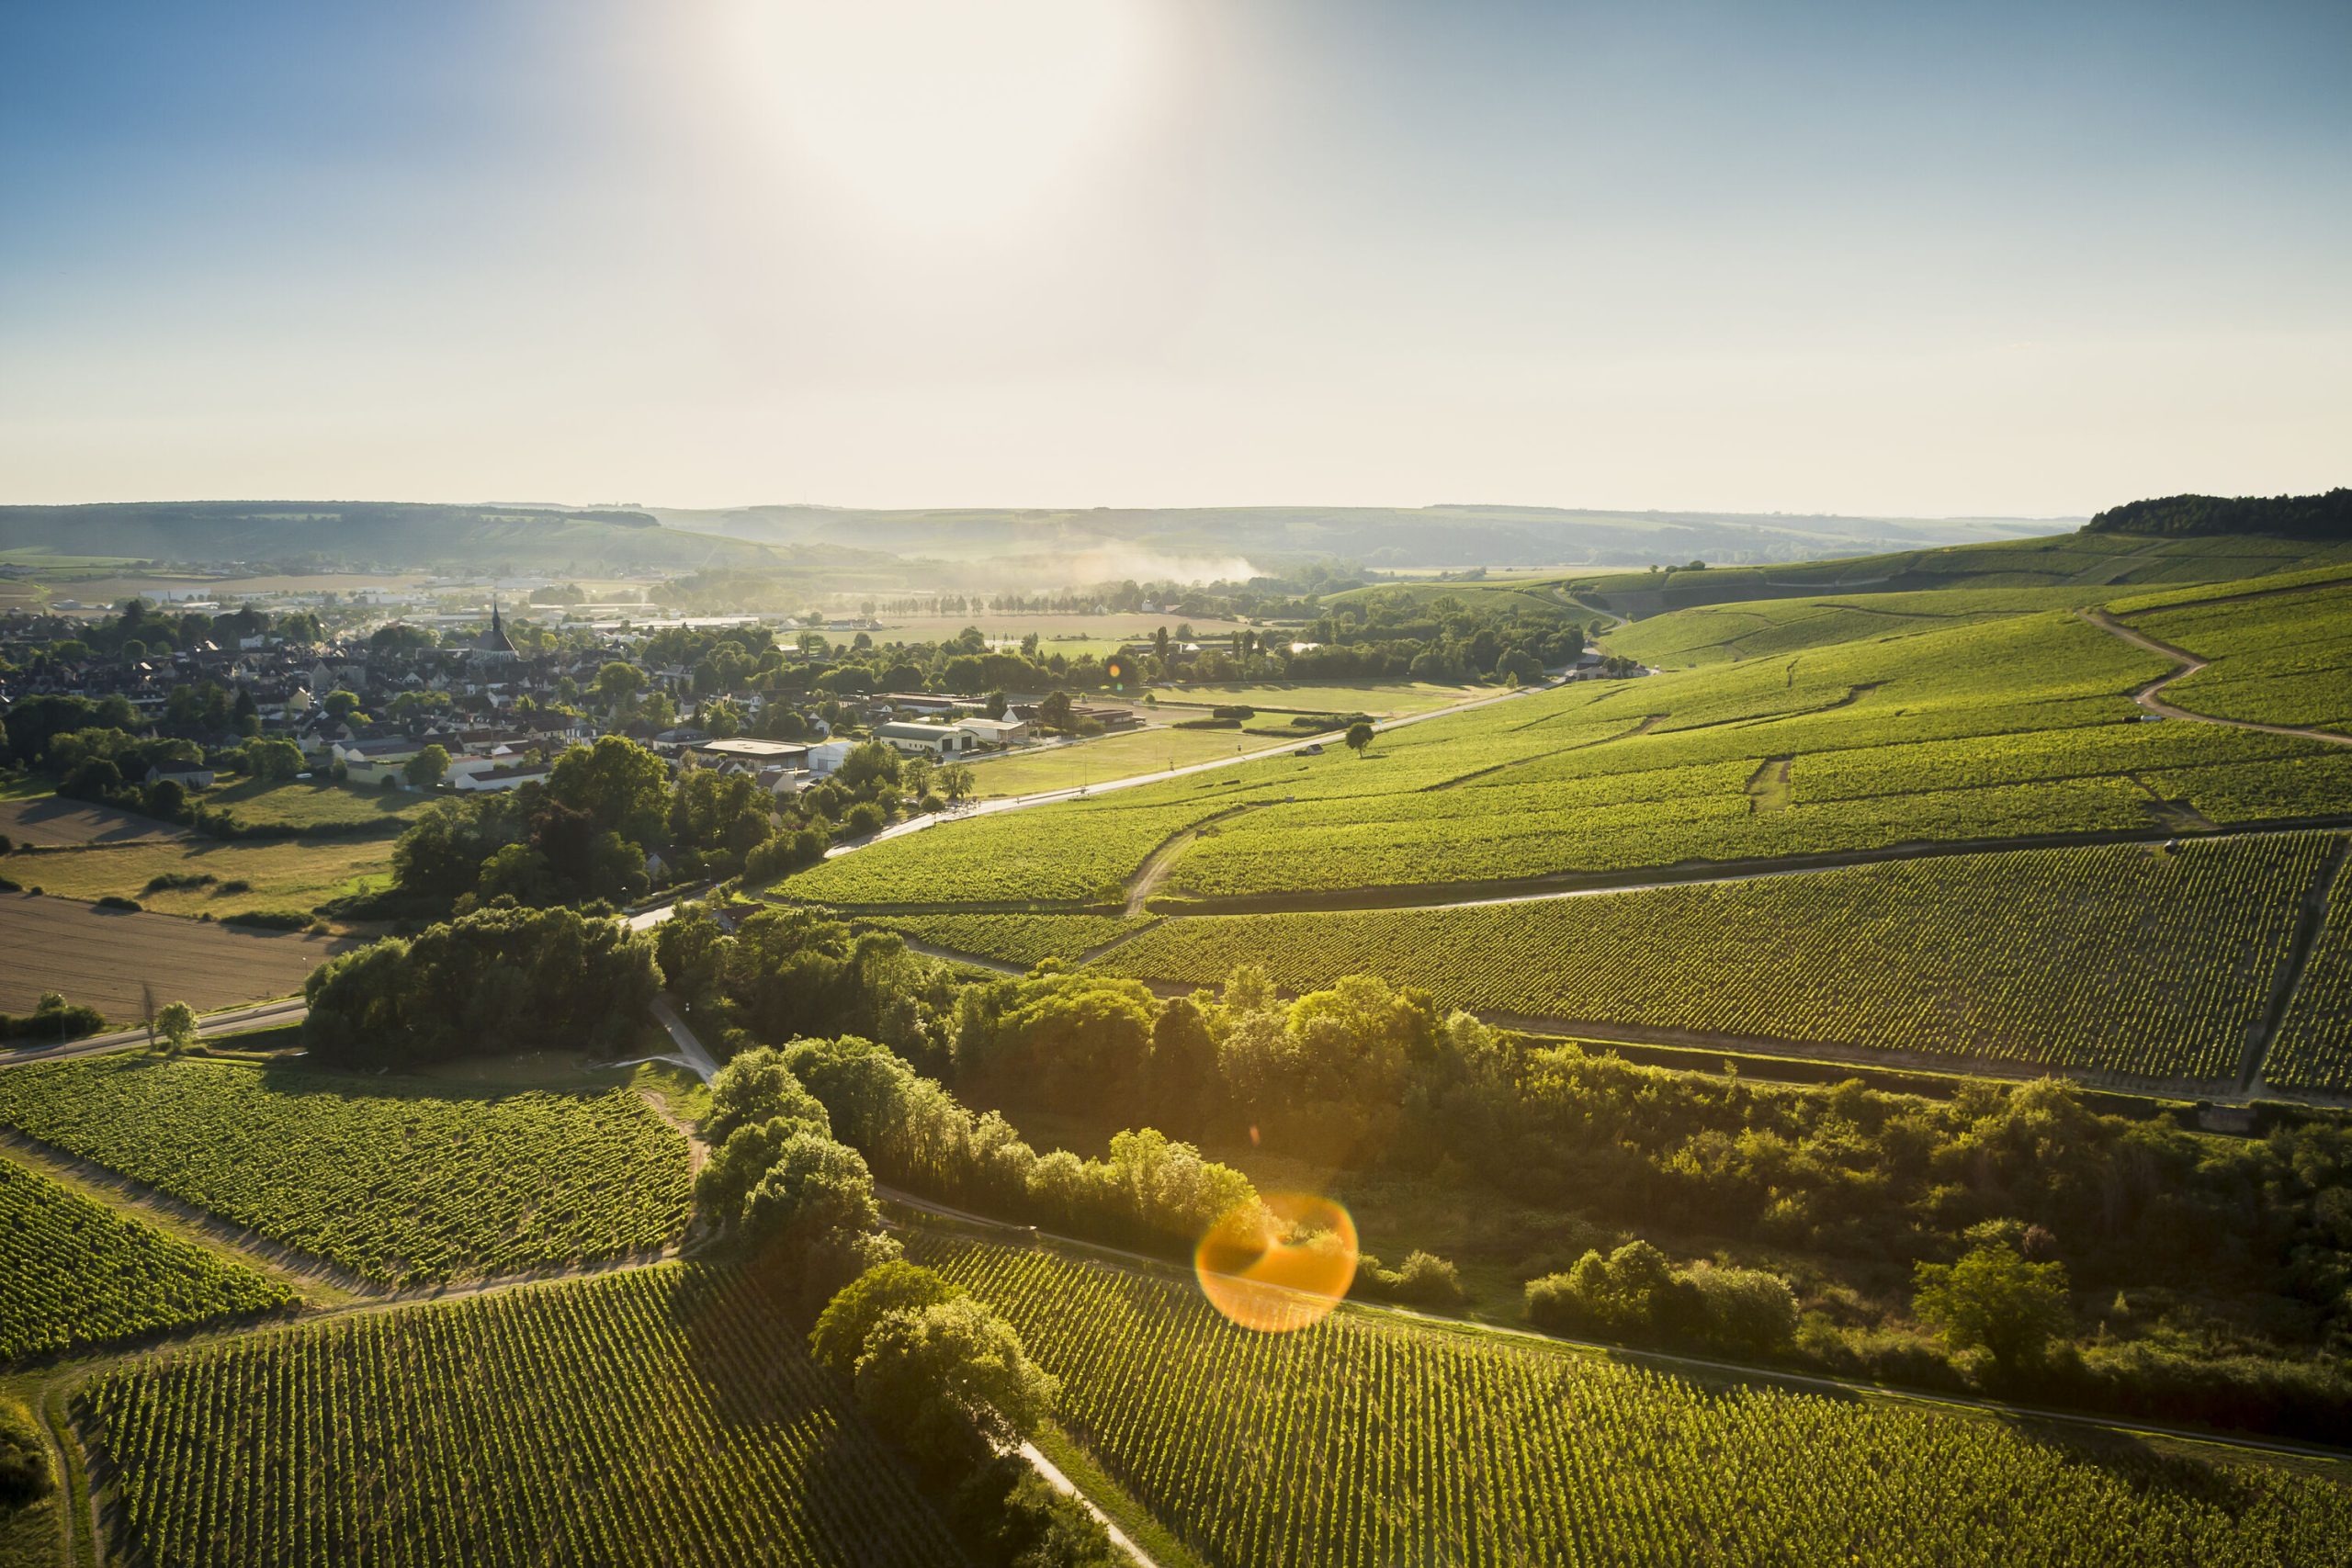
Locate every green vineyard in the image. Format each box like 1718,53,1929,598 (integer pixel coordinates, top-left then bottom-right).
0,1059,690,1284
911,1232,2352,1567
0,1156,292,1362
2129,580,2352,737
2267,851,2352,1093
864,910,1150,967
1095,834,2341,1084
78,1264,962,1568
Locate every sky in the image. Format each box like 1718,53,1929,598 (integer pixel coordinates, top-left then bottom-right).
2,0,2346,517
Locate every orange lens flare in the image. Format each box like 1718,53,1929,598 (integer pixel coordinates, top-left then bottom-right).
1193,1191,1358,1334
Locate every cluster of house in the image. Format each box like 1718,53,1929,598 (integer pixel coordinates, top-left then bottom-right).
5,603,1154,805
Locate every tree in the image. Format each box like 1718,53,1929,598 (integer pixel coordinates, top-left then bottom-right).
244,737,304,782
854,1296,1058,1477
1035,691,1075,734
706,1045,835,1145
1913,1240,2072,1372
809,1260,964,1378
404,744,450,791
153,1000,198,1055
322,689,363,726
0,1398,52,1505
1345,721,1374,757
938,763,977,806
593,661,647,708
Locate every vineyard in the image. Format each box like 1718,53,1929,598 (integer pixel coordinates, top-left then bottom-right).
78,1263,963,1568
863,911,1151,968
0,1156,292,1363
2131,582,2352,736
911,1232,2352,1567
1098,834,2340,1084
0,1058,690,1284
2266,852,2352,1093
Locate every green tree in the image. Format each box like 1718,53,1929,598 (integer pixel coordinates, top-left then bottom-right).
153,1000,198,1055
1345,721,1374,757
322,689,364,726
937,763,977,805
1913,1241,2072,1372
809,1260,964,1379
854,1296,1057,1476
707,1046,835,1145
547,736,668,843
594,661,647,708
244,737,304,782
404,744,450,790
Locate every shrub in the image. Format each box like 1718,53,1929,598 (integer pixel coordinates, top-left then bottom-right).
1355,1250,1466,1308
143,872,218,894
95,895,142,912
221,910,309,931
0,1398,51,1504
0,991,106,1043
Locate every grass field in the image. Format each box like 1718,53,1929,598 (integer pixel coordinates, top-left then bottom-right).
0,893,342,1019
0,1057,690,1285
913,1230,2352,1568
196,777,427,832
79,1263,962,1568
1091,834,2340,1085
6,835,392,920
0,1153,293,1363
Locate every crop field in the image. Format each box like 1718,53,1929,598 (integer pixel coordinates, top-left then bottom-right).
1098,835,2338,1084
864,911,1151,968
0,893,342,1020
2130,583,2352,737
78,1262,960,1568
0,1155,293,1362
0,791,184,847
2266,852,2352,1094
195,777,426,833
0,1058,690,1284
6,835,392,919
912,1233,2352,1568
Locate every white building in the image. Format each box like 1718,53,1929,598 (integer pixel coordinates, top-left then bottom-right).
875,721,978,758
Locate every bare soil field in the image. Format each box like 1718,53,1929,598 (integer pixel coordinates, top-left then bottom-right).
0,793,187,847
0,893,346,1020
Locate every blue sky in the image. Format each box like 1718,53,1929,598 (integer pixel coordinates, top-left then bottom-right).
3,0,2345,513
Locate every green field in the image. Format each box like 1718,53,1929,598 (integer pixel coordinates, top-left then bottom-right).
196,777,427,833
1055,834,2334,1084
794,608,2352,913
0,1058,689,1285
864,911,1152,967
2129,582,2352,737
0,1155,293,1362
914,1231,2352,1568
78,1263,962,1568
1148,682,1476,717
9,836,392,920
2267,851,2352,1094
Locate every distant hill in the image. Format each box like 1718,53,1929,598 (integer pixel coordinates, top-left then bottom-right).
0,501,798,573
644,502,2055,574
2086,489,2351,541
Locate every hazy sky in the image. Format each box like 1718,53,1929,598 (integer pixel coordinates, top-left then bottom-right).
3,0,2345,515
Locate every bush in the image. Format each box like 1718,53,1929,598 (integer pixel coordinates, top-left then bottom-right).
843,801,887,838
0,991,106,1043
1172,717,1239,731
1355,1250,1465,1309
0,1398,51,1504
95,895,142,912
221,909,310,931
951,1455,1123,1568
143,872,217,894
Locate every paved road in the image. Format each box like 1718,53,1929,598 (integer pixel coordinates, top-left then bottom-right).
6,997,309,1065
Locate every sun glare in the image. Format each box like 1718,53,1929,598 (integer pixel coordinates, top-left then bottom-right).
724,0,1163,231
1195,1191,1360,1335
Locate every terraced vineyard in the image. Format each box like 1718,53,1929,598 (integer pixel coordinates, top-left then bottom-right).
1097,834,2340,1084
0,1058,689,1284
914,1233,2352,1568
2266,852,2352,1093
0,1156,293,1362
79,1264,962,1568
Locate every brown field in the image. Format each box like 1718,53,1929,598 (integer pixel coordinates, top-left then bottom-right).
0,893,347,1020
0,793,187,848
6,836,392,920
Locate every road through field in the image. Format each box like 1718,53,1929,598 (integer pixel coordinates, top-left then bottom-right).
2080,606,2352,747
825,681,1548,862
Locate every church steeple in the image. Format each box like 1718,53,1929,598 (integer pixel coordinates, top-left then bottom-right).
473,596,517,658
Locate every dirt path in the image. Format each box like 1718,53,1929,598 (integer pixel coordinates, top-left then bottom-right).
2078,607,2352,747
1124,807,1257,917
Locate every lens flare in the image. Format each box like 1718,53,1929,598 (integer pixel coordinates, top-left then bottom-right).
1193,1191,1358,1334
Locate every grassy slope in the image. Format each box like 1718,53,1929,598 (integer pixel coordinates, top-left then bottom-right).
7,836,390,919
